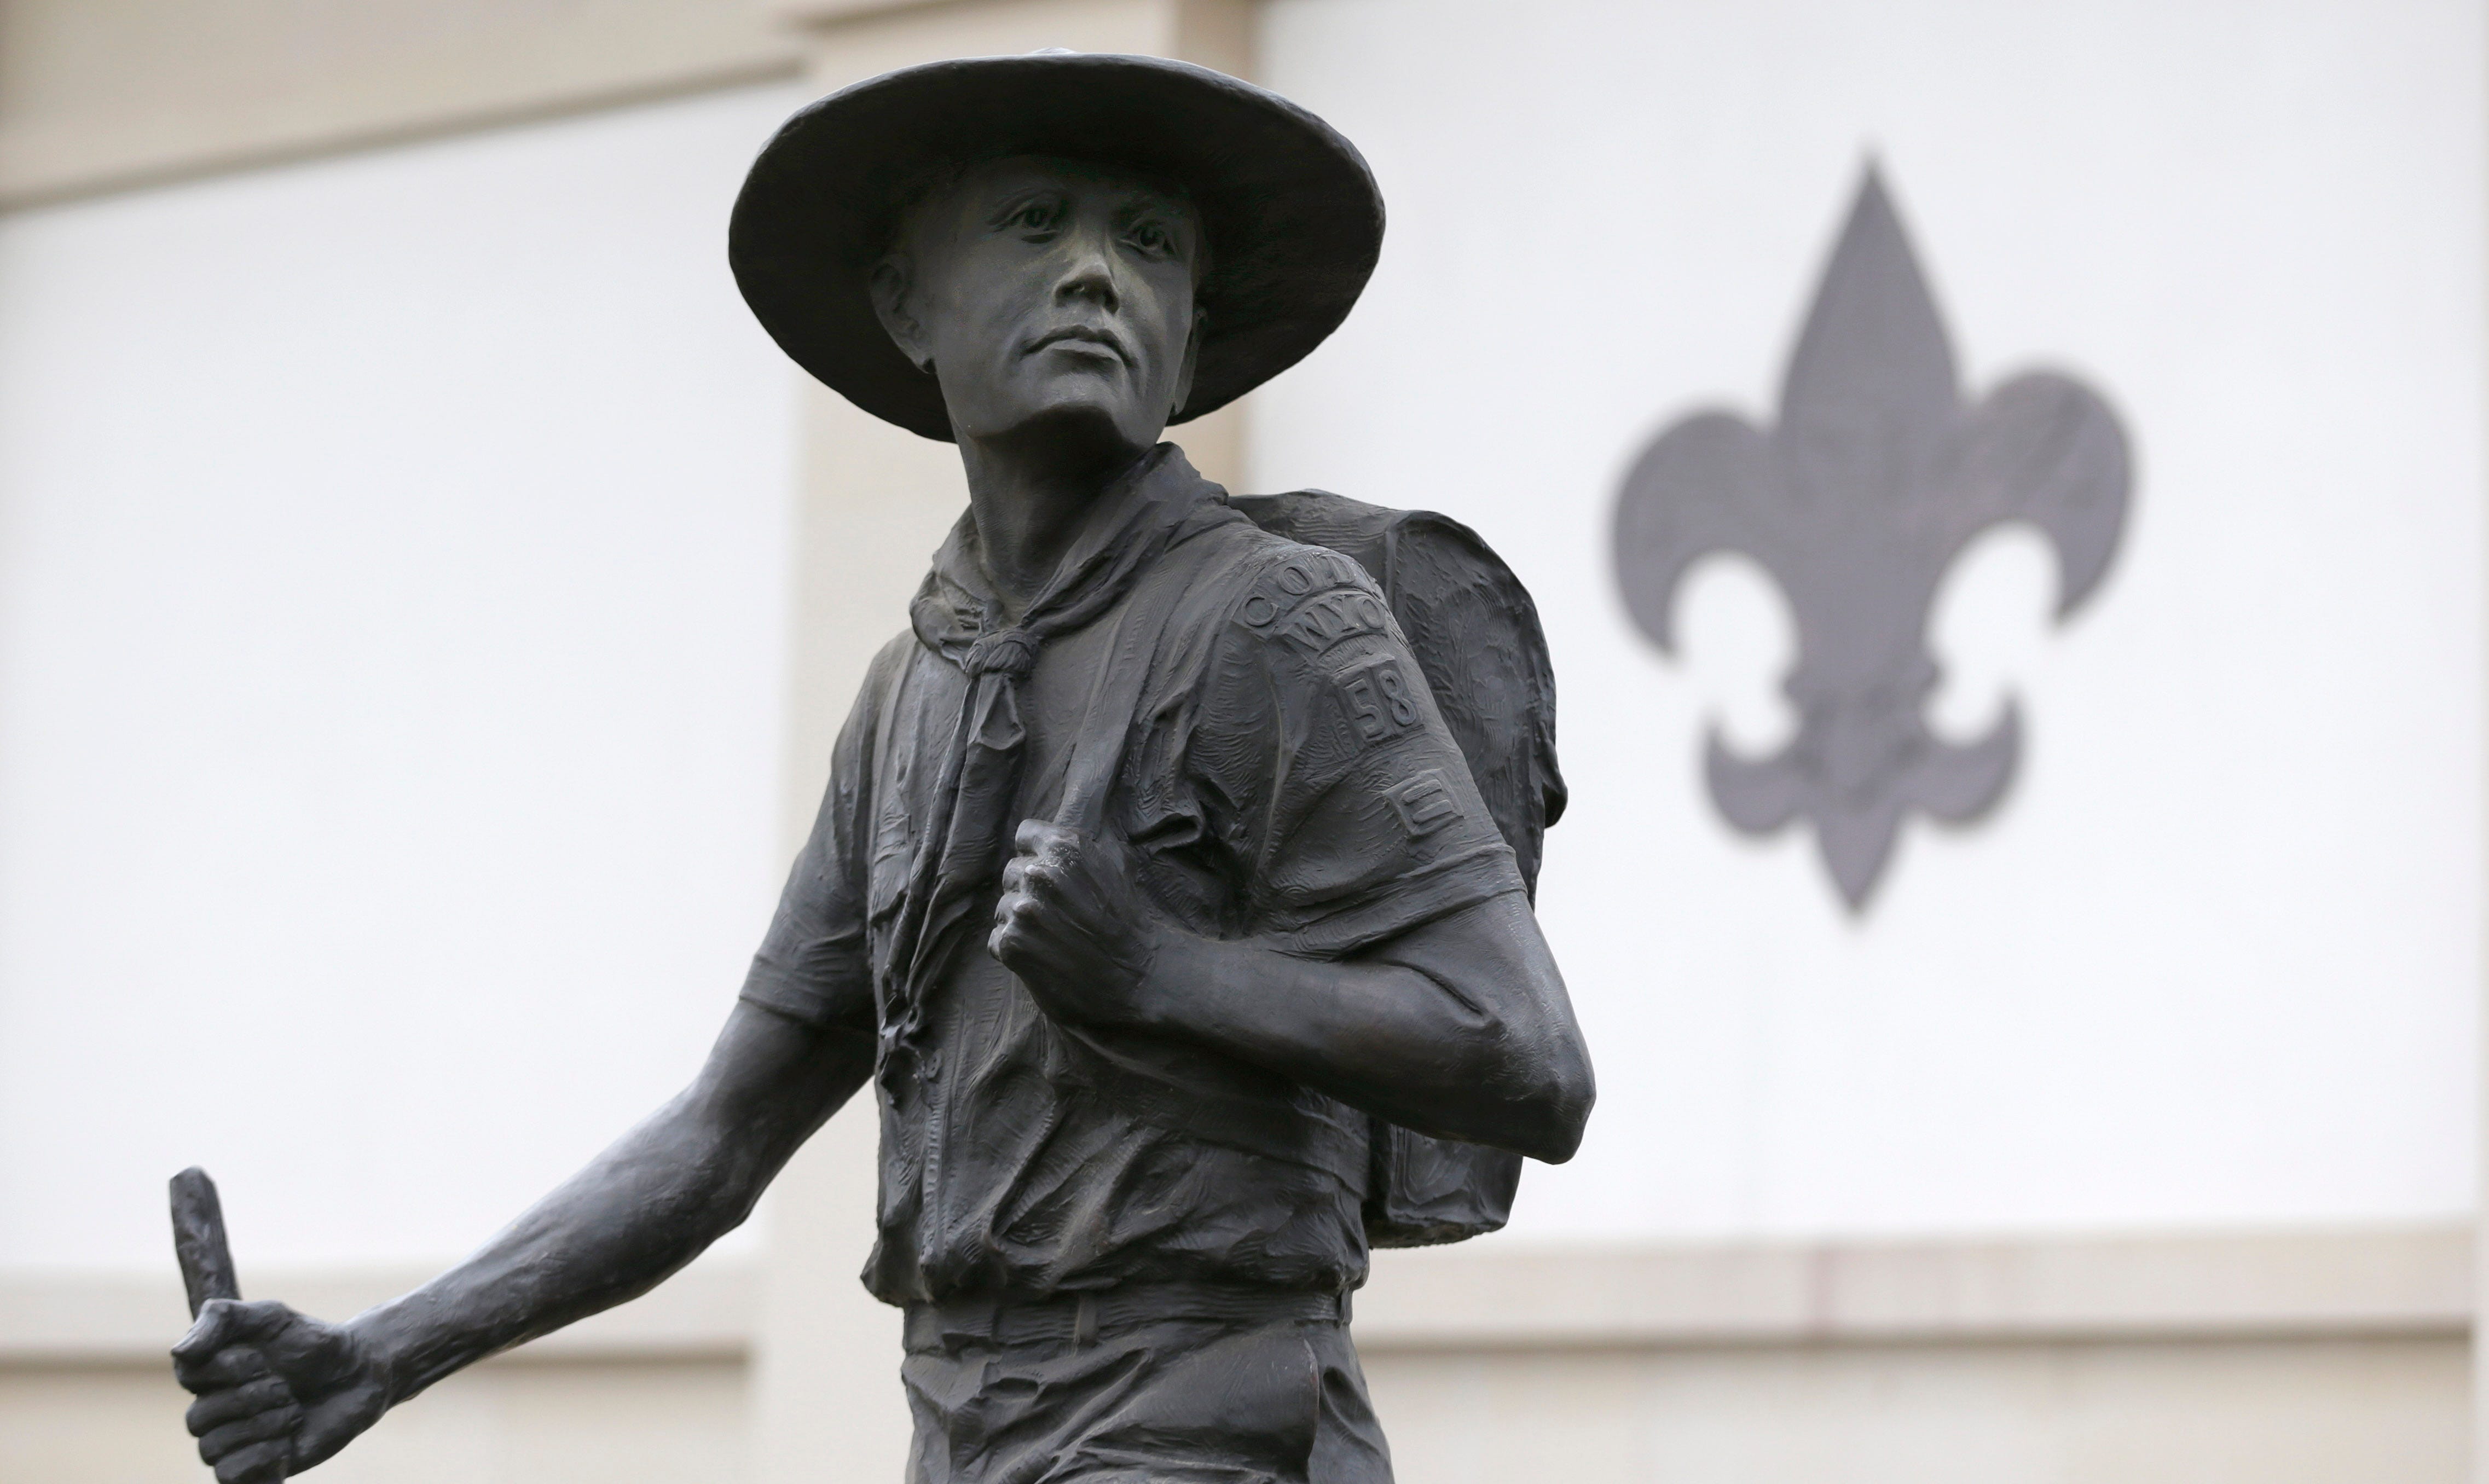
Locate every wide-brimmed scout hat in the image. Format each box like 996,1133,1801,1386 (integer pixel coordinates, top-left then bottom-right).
728,50,1384,442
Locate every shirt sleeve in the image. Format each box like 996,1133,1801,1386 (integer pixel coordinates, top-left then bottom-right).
1185,543,1527,958
737,633,906,1033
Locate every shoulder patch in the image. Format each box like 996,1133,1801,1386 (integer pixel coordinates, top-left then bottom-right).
1386,769,1463,837
1234,547,1390,659
1338,654,1422,743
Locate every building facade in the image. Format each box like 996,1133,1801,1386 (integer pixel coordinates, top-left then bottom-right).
0,1,2478,1480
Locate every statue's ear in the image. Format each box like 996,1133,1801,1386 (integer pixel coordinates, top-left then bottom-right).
1171,304,1206,418
870,254,935,375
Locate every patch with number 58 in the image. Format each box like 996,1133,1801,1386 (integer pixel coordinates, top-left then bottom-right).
1338,656,1420,744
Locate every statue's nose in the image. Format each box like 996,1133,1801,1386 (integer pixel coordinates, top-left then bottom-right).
1053,231,1122,314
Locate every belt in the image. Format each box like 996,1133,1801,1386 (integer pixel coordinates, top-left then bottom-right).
904,1280,1352,1353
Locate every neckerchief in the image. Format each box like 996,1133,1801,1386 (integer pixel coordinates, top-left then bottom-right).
877,444,1246,1071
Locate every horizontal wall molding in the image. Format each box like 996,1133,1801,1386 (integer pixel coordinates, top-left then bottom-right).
1355,1224,2473,1350
0,0,804,210
4,1223,2465,1367
0,1256,755,1367
768,0,960,22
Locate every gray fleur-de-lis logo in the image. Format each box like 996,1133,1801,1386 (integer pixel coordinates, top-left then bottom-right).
1613,166,2132,909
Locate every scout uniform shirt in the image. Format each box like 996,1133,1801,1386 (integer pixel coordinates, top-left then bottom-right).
739,446,1525,1307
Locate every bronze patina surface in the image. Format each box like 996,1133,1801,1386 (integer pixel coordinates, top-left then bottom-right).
171,53,1592,1484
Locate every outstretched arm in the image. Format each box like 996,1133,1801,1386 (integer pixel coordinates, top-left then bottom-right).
176,634,901,1483
172,1001,871,1482
351,1000,869,1395
992,822,1593,1165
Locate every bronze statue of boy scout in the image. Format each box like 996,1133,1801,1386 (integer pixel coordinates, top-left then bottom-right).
171,51,1594,1484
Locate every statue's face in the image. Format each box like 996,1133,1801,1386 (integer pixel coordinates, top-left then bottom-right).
873,155,1204,454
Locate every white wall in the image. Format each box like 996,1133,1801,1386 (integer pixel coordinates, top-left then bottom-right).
5,0,2474,1273
0,82,810,1271
1259,0,2484,1239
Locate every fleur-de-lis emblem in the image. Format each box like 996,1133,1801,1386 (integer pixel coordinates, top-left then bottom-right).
1613,166,2132,909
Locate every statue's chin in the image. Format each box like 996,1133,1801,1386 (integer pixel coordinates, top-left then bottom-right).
958,393,1164,465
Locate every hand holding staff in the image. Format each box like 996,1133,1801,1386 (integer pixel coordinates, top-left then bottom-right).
168,1169,389,1484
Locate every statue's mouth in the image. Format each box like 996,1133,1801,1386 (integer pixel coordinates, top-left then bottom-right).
1026,324,1132,368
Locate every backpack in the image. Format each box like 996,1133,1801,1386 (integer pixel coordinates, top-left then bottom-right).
1230,490,1567,1248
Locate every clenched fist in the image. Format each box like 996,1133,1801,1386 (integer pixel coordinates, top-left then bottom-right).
171,1299,388,1483
989,820,1165,1029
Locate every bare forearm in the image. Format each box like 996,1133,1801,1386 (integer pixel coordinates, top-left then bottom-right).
346,1012,871,1405
1145,938,1511,1141
346,1102,757,1401
1140,895,1593,1161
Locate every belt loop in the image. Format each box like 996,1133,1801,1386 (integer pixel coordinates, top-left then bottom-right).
1074,1292,1098,1349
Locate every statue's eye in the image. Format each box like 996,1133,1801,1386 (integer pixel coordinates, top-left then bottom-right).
1011,203,1056,233
1127,221,1171,255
